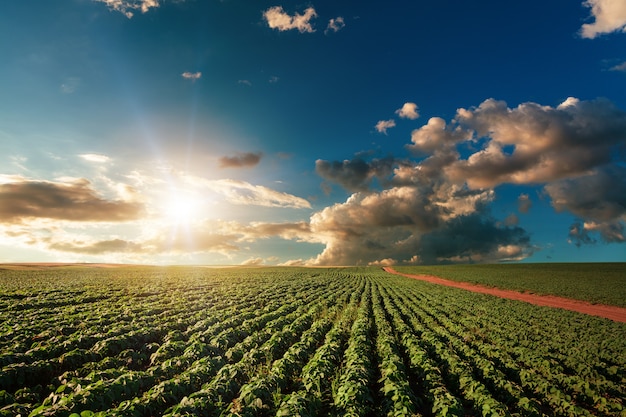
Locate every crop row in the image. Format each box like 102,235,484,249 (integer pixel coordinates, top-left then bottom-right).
0,266,624,416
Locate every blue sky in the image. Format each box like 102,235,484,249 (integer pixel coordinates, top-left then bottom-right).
1,0,625,265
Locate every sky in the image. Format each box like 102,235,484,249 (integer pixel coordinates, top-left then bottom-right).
1,0,625,266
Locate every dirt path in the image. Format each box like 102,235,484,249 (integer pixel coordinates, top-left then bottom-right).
383,267,626,323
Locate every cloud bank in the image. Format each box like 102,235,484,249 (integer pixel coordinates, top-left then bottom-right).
311,97,626,265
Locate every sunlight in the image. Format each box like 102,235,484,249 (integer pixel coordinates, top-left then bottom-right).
161,192,204,224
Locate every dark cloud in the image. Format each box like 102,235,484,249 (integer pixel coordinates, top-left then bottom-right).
418,212,532,264
219,152,263,168
545,165,626,244
568,221,625,247
0,178,143,223
315,157,397,192
308,183,522,265
545,165,626,222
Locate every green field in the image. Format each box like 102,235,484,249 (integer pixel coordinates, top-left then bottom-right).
395,263,626,307
1,266,625,417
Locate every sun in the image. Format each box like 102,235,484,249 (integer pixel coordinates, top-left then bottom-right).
161,193,204,224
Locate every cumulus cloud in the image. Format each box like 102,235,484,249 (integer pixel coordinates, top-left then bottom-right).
182,72,201,80
545,165,626,244
375,119,396,134
0,177,143,224
94,0,160,18
580,0,626,39
395,102,420,120
325,17,345,34
219,152,262,168
408,117,471,154
263,6,317,33
307,181,515,265
309,96,625,265
447,97,626,188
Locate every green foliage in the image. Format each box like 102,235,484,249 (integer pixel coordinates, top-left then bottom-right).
394,263,626,306
0,266,623,416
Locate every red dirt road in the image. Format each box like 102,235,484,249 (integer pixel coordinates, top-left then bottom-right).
383,267,626,323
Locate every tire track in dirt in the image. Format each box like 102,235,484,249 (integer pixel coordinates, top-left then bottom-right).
383,267,626,323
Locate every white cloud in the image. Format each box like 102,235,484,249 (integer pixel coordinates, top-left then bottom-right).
94,0,160,18
263,6,318,33
395,102,420,120
182,72,201,80
238,79,252,86
375,119,396,134
325,17,345,34
581,0,626,38
610,61,626,72
206,179,311,209
79,154,111,163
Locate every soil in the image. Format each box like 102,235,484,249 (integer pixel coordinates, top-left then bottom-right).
383,267,626,323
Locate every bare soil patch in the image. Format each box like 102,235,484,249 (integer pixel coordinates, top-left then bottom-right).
383,267,626,323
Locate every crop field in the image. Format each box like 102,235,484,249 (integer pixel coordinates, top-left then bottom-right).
394,263,626,307
1,266,625,417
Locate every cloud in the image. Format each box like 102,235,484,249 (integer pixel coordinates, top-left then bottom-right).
307,184,530,265
38,219,315,258
263,6,318,33
308,96,626,265
395,102,420,120
219,152,262,168
325,17,345,34
94,0,160,18
241,257,264,266
610,61,626,72
0,177,143,224
238,79,252,86
205,179,311,209
182,72,201,81
518,193,532,214
48,238,145,255
545,165,626,244
79,154,111,163
447,97,626,188
269,76,280,83
315,157,396,192
580,0,626,39
407,117,471,154
375,119,396,134
568,221,624,246
230,221,314,242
